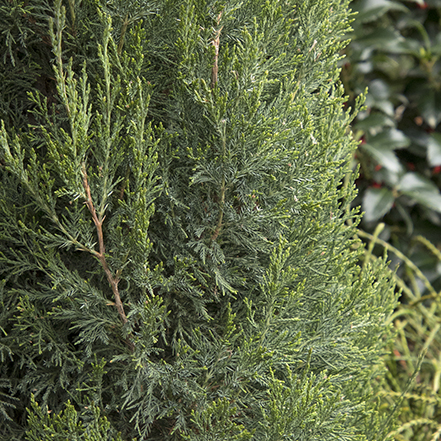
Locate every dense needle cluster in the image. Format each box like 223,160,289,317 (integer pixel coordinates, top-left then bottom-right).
0,1,397,440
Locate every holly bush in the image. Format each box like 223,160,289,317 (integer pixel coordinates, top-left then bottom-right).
344,1,441,439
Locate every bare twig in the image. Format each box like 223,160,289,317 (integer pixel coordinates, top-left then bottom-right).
117,13,129,56
211,12,223,89
81,164,133,350
210,12,225,241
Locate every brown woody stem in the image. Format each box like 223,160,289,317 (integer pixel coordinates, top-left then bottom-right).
210,12,226,241
81,164,131,333
211,12,223,89
117,14,129,56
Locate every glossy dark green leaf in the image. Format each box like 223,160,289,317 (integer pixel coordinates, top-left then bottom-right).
369,129,411,150
406,129,431,149
363,187,395,222
365,95,395,116
355,28,404,50
418,91,441,129
404,190,441,212
363,79,396,116
427,133,441,167
384,37,421,56
398,172,441,212
369,79,391,100
351,0,409,23
353,113,395,131
361,142,403,173
432,32,441,56
398,172,438,193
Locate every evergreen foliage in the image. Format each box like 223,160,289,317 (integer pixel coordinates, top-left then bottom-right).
0,0,397,439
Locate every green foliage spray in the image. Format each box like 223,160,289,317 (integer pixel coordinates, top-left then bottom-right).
0,0,397,439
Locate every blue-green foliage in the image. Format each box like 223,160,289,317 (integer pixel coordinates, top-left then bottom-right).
0,0,397,439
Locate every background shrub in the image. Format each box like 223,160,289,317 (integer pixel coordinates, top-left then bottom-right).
344,1,441,439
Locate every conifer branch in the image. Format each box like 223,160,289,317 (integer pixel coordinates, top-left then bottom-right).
51,1,71,117
81,163,130,331
210,11,223,89
211,176,225,241
118,165,131,200
212,119,227,241
67,0,75,32
210,12,225,241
